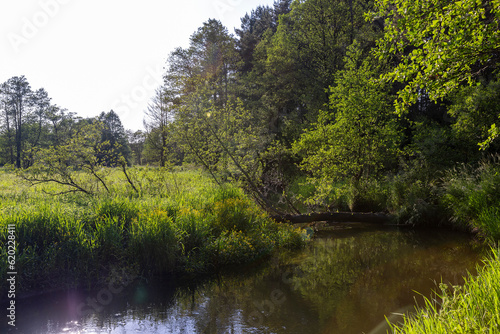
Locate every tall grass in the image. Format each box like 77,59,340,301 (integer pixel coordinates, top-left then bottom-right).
441,157,500,240
390,248,500,333
0,167,306,297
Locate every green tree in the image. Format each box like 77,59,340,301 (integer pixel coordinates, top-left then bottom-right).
21,122,113,195
372,0,500,144
294,43,401,185
0,76,54,168
0,76,34,168
185,19,239,108
245,0,380,143
45,106,79,147
127,129,146,165
22,120,139,195
235,5,277,74
448,71,500,155
144,88,175,167
98,110,131,166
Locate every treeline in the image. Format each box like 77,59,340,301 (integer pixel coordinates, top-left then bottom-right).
0,76,131,168
2,0,499,224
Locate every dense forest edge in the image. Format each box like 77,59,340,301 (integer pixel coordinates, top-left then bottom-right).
1,0,500,332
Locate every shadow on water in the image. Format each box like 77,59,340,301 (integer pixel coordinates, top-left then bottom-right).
5,225,487,334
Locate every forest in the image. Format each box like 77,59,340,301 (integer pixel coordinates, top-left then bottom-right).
1,0,500,332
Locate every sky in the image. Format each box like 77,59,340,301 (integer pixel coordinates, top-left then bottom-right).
0,0,276,131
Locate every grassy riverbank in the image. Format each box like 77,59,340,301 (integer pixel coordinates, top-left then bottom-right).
390,248,500,333
380,159,500,333
0,167,306,297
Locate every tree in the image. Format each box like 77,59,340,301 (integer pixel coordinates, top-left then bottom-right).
0,87,15,165
294,43,401,187
448,71,500,155
0,76,33,168
161,19,244,170
21,122,113,195
144,88,175,167
127,129,146,165
235,5,275,74
45,106,79,147
0,76,53,168
372,0,500,144
98,110,131,166
164,19,239,109
22,120,139,195
244,0,381,143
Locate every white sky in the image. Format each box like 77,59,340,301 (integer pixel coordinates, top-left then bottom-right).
0,0,276,131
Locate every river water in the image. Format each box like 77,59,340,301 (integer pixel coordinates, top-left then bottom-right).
7,225,486,334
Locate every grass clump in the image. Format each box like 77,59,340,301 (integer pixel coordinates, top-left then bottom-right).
391,248,500,333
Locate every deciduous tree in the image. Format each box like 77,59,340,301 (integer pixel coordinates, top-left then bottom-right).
372,0,500,144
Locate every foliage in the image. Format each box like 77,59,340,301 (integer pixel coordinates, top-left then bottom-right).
19,122,117,195
98,110,131,166
408,119,463,168
143,88,177,167
441,156,500,240
372,0,500,143
448,71,500,151
294,43,401,201
385,162,444,225
0,76,52,168
252,0,381,132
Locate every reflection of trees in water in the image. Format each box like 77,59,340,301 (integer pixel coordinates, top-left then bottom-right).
290,231,408,322
290,229,484,333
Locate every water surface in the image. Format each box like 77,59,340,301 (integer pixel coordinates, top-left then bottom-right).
6,226,486,334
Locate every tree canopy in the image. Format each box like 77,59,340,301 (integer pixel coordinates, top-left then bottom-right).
372,0,500,112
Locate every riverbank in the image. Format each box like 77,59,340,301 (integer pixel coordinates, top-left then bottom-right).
390,247,500,333
2,163,500,332
0,168,306,299
378,160,500,333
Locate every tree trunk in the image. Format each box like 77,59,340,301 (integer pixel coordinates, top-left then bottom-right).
15,101,22,169
272,211,393,225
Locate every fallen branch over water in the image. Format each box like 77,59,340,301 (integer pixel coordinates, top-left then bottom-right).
272,212,393,224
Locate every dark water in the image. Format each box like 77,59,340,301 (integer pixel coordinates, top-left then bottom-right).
4,226,486,334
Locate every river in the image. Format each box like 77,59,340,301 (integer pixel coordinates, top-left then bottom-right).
6,225,486,334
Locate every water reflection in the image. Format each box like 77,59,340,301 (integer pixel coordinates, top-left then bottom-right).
7,226,485,334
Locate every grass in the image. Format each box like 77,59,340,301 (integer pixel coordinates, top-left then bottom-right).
0,167,306,297
390,248,500,333
441,157,500,240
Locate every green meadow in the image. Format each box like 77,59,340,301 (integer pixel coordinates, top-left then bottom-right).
0,167,305,296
